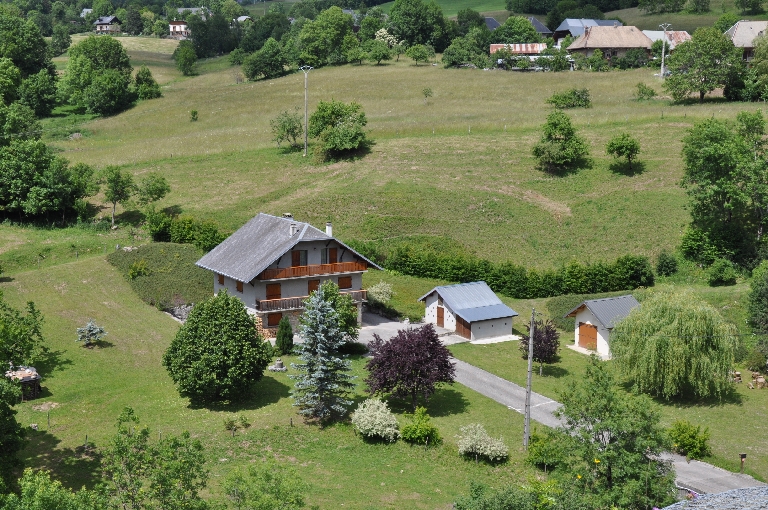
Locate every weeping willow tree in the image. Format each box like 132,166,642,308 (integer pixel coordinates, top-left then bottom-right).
611,290,736,400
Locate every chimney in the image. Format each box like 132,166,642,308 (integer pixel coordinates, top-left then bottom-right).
326,222,333,237
290,222,298,236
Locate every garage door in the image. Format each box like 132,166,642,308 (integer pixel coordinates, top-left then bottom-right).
578,323,597,351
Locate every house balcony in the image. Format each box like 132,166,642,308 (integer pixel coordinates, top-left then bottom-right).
255,289,367,312
257,261,368,281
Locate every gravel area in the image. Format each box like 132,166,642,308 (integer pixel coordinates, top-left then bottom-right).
662,487,768,509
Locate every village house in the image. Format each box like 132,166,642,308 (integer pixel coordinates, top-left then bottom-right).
196,213,381,335
725,20,768,60
485,17,501,31
567,25,653,59
93,15,121,34
169,20,189,38
565,295,639,358
418,282,518,341
553,18,623,45
641,29,691,51
528,17,552,39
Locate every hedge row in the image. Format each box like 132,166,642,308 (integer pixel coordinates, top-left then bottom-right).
351,240,654,300
145,208,226,252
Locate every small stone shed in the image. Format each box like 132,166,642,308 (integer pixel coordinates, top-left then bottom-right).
565,295,639,357
418,281,518,341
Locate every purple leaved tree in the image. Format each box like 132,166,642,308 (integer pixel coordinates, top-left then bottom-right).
365,324,455,411
519,318,560,376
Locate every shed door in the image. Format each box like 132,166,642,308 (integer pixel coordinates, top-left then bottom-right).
578,323,597,351
436,306,444,327
266,283,281,300
456,316,471,339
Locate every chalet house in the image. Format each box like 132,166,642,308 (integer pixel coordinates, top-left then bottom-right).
725,20,768,61
169,20,189,38
565,295,639,358
553,18,623,45
418,282,518,341
528,17,552,39
196,213,381,335
567,25,653,59
93,16,121,34
642,30,691,51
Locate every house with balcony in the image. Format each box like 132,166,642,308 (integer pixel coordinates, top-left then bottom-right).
196,213,381,336
94,15,121,34
169,20,190,38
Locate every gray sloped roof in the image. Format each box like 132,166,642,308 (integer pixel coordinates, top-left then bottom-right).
418,281,519,323
565,294,640,329
528,16,552,35
196,213,381,283
485,17,501,31
725,20,768,48
94,15,119,25
555,18,623,38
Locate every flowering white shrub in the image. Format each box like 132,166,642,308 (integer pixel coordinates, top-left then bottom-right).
351,398,400,442
367,281,393,305
457,423,509,462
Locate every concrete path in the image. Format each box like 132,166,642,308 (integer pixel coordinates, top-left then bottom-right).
358,315,766,494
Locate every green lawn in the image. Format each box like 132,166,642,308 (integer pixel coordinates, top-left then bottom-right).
2,257,538,507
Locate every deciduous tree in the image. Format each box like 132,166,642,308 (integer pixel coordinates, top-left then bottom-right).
0,292,44,367
0,468,104,509
366,323,455,410
611,290,736,400
136,172,170,206
532,110,589,172
493,16,541,44
405,43,432,65
0,378,24,490
308,99,368,159
134,66,161,100
519,318,560,376
606,133,640,171
162,291,272,403
291,281,356,423
223,462,308,510
103,166,135,227
173,40,197,76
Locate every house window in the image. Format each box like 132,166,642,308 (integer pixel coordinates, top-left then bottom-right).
218,274,224,285
321,247,338,265
266,283,281,300
236,281,243,293
308,279,320,294
338,276,352,289
267,313,282,327
291,250,308,267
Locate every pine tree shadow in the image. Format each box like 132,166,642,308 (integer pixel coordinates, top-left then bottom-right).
609,160,646,176
188,375,291,412
18,429,103,490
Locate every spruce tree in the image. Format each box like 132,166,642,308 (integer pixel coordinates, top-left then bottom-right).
290,282,355,423
275,316,294,355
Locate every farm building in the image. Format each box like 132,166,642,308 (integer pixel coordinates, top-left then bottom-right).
552,18,622,45
642,30,691,50
490,43,548,57
567,25,653,59
565,295,640,358
196,213,381,336
725,20,768,60
93,16,120,33
418,282,518,341
528,17,552,38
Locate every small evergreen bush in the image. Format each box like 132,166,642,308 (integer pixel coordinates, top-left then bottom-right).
707,258,738,286
546,88,591,109
656,250,678,276
668,420,710,459
76,320,106,346
401,407,441,445
275,316,294,355
457,423,509,463
351,398,400,442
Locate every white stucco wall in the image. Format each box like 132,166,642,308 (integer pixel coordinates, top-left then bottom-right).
214,274,257,308
422,293,456,332
443,304,457,331
471,317,513,340
572,308,611,357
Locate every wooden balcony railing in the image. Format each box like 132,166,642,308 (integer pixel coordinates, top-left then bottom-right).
258,261,367,280
256,289,367,312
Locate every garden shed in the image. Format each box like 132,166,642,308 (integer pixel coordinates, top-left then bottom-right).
418,282,518,341
565,295,639,357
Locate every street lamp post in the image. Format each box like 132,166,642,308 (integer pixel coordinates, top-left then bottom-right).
659,23,671,78
523,308,535,449
299,66,313,157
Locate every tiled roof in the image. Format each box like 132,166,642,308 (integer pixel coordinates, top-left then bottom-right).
418,282,519,323
568,25,652,50
725,20,768,48
565,295,640,329
642,30,691,49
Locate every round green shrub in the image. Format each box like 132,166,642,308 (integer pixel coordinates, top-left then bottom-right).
401,407,441,445
745,348,767,373
656,250,678,277
707,258,738,286
668,420,710,460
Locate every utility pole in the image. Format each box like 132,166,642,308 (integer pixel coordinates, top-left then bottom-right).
299,66,313,157
523,308,535,448
659,23,671,79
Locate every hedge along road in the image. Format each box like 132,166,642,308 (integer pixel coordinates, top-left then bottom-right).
357,315,766,495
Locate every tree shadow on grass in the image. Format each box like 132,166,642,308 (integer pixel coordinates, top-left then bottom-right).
540,156,592,177
540,364,569,379
384,386,469,417
81,339,115,349
115,209,145,227
0,276,14,283
617,380,744,407
162,204,183,217
18,429,103,490
188,375,291,412
35,349,74,379
609,160,646,176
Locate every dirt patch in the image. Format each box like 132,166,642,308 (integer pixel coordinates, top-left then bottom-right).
32,402,60,411
479,185,572,218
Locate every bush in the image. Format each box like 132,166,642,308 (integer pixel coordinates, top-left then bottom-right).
708,258,738,286
367,281,393,305
275,316,294,355
229,48,246,65
457,423,509,463
546,88,591,109
745,348,767,373
680,227,719,266
656,250,678,276
526,429,567,471
668,420,711,459
351,398,400,442
128,259,150,279
76,319,106,346
270,109,303,148
308,100,368,158
400,407,441,445
636,82,656,100
134,66,161,100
